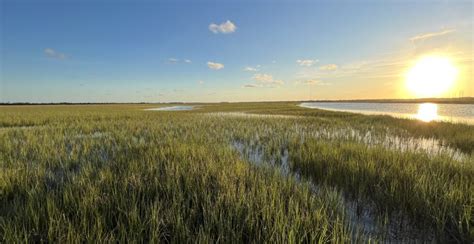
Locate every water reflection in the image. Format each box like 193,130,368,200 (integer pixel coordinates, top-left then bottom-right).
416,103,438,122
300,102,474,124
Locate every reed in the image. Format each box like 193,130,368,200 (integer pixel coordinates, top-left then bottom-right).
1,103,472,242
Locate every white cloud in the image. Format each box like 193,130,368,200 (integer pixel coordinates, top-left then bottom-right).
44,48,55,56
319,64,338,71
410,29,455,42
168,58,179,63
207,61,224,70
296,59,317,67
184,59,192,63
243,73,283,88
209,20,237,34
244,67,257,72
198,80,204,85
243,65,260,72
44,48,67,59
253,73,274,83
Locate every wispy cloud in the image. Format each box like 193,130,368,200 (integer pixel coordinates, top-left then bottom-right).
301,79,331,86
243,65,260,72
410,29,455,42
168,58,191,64
296,59,317,67
198,80,204,85
168,58,179,63
207,61,224,70
253,73,283,85
303,79,320,85
209,20,237,34
319,64,338,71
242,84,259,88
293,46,472,97
244,73,283,88
294,55,400,83
44,48,67,59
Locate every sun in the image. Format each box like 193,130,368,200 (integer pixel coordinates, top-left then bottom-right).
405,56,458,98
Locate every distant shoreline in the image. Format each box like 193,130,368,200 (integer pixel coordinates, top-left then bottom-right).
1,97,473,105
302,97,474,104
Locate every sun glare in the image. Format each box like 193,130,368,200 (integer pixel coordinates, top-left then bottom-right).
406,56,458,98
416,103,438,122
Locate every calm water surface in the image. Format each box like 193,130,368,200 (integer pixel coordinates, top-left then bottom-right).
144,106,195,111
300,102,474,124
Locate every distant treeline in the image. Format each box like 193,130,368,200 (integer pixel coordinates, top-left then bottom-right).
304,97,474,104
1,97,473,105
0,102,206,106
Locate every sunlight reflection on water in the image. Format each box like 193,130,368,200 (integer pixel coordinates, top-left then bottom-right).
300,102,474,124
416,103,438,122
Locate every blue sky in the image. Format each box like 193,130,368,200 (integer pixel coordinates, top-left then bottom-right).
1,0,473,102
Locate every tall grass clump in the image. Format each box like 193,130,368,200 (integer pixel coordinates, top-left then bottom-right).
289,139,473,242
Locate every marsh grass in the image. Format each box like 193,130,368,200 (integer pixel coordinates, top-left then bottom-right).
0,103,472,242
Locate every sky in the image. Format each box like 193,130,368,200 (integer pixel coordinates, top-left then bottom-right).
1,0,473,103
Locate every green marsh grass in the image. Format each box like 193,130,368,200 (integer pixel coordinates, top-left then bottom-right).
0,103,472,242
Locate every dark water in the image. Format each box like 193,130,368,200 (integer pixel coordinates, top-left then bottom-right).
300,102,474,124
